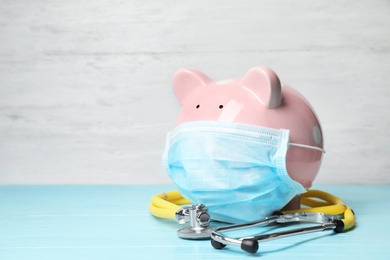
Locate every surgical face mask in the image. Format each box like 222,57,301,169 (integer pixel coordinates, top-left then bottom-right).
163,121,322,223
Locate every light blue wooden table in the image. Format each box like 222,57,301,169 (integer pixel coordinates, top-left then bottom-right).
1,185,389,259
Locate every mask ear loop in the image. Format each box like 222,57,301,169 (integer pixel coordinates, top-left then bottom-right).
289,142,326,153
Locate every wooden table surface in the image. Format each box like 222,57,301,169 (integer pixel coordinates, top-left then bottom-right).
1,184,389,259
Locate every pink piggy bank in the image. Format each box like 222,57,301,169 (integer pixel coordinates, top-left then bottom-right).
172,66,324,188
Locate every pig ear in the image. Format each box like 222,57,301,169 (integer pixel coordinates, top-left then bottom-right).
241,66,282,108
173,69,212,104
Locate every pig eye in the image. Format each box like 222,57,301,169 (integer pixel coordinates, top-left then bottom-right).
196,104,200,109
219,105,224,109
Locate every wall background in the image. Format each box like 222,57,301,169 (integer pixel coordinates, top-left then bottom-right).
0,0,389,185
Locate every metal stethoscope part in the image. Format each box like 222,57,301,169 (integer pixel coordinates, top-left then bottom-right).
210,211,347,254
149,189,355,253
175,204,212,239
148,190,213,239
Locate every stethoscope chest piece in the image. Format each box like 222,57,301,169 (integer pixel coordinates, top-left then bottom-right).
176,204,212,240
177,226,212,240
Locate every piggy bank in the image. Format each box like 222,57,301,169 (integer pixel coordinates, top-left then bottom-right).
172,66,324,188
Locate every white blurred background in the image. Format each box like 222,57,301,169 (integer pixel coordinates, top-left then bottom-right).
0,0,389,185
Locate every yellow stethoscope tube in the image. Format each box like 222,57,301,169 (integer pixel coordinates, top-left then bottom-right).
299,189,355,230
149,190,190,219
149,189,355,231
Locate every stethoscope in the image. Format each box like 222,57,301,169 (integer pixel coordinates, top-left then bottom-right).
149,189,355,254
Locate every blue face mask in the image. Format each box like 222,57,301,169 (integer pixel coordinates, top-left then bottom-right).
163,121,320,223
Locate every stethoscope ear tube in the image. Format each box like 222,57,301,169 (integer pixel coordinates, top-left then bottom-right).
210,190,356,254
210,213,351,254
